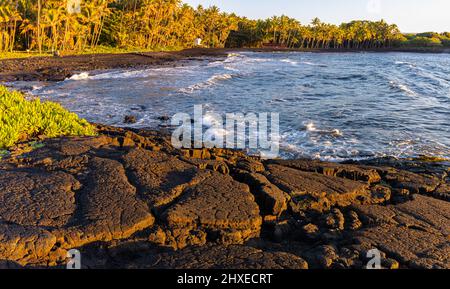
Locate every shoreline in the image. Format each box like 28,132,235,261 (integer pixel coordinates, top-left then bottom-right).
1,47,450,82
0,48,230,82
2,48,448,164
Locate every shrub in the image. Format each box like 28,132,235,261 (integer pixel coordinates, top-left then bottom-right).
415,32,441,39
0,85,96,149
441,38,450,47
407,36,442,47
393,34,409,46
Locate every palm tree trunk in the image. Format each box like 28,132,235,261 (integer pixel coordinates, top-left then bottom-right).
37,0,42,53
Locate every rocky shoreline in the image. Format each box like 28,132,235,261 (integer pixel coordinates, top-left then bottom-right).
0,48,231,82
0,125,448,269
1,47,450,82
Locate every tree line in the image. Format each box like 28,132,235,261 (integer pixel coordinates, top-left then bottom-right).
228,17,406,49
0,0,449,53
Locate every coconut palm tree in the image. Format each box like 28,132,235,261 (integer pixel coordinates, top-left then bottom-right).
0,0,437,53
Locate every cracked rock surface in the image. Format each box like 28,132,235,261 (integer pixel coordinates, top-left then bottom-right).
0,125,448,269
351,195,450,269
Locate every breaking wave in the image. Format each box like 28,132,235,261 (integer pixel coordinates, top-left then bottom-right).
395,61,416,68
281,59,298,65
179,73,234,94
68,72,90,80
389,80,417,96
301,61,327,67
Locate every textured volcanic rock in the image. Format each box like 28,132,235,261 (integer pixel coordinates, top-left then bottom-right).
182,158,231,175
77,242,308,269
0,170,79,265
157,172,262,249
62,157,155,248
382,168,441,194
269,159,381,184
237,159,266,173
121,148,210,208
0,170,79,227
0,154,155,265
433,183,450,201
352,195,450,269
353,157,450,180
265,164,370,212
0,222,58,266
235,171,289,216
0,125,449,269
151,245,308,269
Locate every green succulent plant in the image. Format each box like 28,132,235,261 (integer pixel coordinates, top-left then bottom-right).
0,85,96,149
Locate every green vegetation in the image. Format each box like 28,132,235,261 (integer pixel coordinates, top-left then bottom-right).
0,51,50,59
403,32,450,48
0,85,96,149
0,45,178,59
0,0,238,54
0,149,7,159
228,18,405,49
0,0,449,56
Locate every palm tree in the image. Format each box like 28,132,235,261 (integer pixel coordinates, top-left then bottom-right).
37,0,41,52
42,2,63,51
0,0,437,53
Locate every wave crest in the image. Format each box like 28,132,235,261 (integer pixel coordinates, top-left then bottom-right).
389,80,417,96
68,72,90,80
179,73,234,94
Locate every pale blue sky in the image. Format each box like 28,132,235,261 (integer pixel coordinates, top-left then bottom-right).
184,0,450,33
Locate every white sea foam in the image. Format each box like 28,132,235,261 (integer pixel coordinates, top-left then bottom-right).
209,73,233,82
331,129,343,137
227,53,241,58
31,85,44,91
395,61,416,68
179,73,234,93
301,61,326,67
303,122,344,138
89,70,152,80
281,59,298,65
68,72,90,80
281,143,304,154
207,60,226,67
68,65,200,81
305,122,317,132
224,66,240,72
389,80,417,96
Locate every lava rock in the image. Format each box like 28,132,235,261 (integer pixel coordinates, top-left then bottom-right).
124,115,137,124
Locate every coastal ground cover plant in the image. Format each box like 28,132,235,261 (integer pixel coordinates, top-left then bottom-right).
0,85,96,149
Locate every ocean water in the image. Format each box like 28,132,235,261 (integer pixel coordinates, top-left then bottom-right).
16,52,450,161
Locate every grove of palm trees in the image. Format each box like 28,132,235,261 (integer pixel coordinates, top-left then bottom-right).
1,0,449,54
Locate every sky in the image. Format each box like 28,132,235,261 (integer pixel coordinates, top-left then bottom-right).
184,0,450,33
